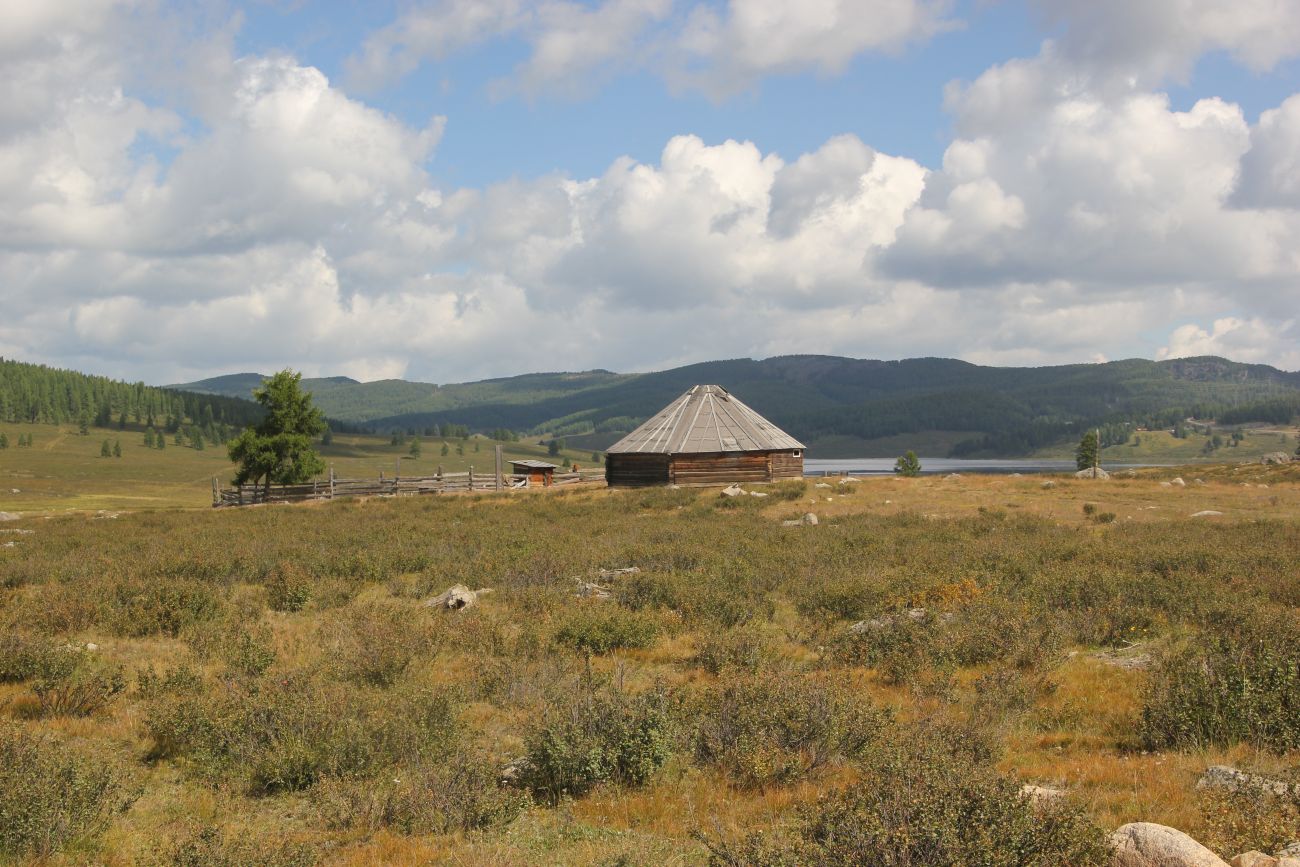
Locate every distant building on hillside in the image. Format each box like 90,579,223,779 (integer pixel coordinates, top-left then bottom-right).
605,384,804,486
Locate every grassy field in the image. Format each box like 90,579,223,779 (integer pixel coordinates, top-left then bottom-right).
1035,426,1298,463
0,423,600,513
1,463,1298,865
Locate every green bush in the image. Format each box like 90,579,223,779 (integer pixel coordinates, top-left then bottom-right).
0,724,125,858
769,480,808,501
30,648,126,717
329,598,438,687
690,672,889,789
167,825,318,867
693,625,774,675
553,606,659,654
0,631,59,682
1140,609,1300,751
703,723,1107,866
1198,784,1300,859
315,753,529,834
265,561,314,612
520,685,671,804
219,626,277,679
106,577,222,637
146,671,456,794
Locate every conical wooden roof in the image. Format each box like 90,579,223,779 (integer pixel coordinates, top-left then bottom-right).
606,385,804,455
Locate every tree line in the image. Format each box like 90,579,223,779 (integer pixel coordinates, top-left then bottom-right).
0,357,264,432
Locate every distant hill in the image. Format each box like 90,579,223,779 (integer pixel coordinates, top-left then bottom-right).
2,357,264,430
170,356,1300,458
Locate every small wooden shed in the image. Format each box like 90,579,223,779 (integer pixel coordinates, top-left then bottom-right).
605,385,805,487
510,459,558,486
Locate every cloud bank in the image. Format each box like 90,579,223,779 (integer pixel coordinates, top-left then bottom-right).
1,0,1298,384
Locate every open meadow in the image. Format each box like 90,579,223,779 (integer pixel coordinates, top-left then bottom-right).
0,423,600,514
1,465,1299,865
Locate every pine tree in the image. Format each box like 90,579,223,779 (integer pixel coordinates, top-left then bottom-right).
144,428,155,448
79,414,90,436
1075,430,1100,471
895,450,921,477
118,412,127,431
0,432,7,449
113,440,122,458
157,434,165,451
227,370,327,491
456,443,464,456
321,428,333,446
100,439,112,457
409,439,421,459
440,442,449,457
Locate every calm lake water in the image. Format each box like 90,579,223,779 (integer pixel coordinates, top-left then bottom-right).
803,458,1171,476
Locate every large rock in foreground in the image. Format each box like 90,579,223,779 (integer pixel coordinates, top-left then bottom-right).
1110,823,1230,867
1077,467,1111,479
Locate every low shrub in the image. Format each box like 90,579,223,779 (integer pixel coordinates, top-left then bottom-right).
0,724,125,858
0,631,59,682
1198,784,1300,859
690,671,889,789
219,625,277,679
328,598,439,687
167,824,318,867
519,684,671,804
693,625,774,675
146,671,457,794
702,722,1107,866
29,648,126,717
265,561,314,612
315,753,529,835
553,606,659,654
1139,609,1300,751
105,577,222,637
769,480,808,501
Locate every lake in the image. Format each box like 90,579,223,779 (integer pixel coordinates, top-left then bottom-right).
803,458,1171,476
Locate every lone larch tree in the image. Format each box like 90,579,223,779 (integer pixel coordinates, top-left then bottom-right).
228,370,327,494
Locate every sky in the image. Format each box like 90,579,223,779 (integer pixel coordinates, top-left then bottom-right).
1,0,1299,385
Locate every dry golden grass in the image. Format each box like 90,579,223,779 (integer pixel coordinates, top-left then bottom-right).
1,465,1297,864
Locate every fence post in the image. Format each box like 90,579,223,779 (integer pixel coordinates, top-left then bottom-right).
495,445,503,491
469,465,474,490
212,477,218,506
330,465,335,499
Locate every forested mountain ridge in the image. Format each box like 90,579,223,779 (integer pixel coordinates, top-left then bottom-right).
0,358,264,433
171,355,1300,457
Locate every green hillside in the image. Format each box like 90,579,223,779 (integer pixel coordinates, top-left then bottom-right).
168,356,1300,458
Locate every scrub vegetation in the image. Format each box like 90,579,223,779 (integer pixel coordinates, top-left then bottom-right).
0,468,1297,864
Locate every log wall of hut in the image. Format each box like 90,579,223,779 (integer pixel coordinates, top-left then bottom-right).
769,450,804,480
606,450,804,486
605,453,672,487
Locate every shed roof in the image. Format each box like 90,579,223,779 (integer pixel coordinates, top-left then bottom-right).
606,385,804,455
510,459,559,469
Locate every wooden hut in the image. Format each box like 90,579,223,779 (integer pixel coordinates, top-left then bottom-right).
510,459,558,486
605,385,804,487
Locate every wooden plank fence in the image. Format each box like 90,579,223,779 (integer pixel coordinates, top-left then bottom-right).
214,466,606,507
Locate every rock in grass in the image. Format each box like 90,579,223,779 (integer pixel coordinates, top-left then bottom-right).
425,584,493,611
1197,766,1296,798
1171,477,1186,486
1076,467,1110,479
1191,510,1224,518
720,484,745,497
1109,822,1230,867
1260,452,1292,465
0,512,20,521
1230,853,1277,867
1020,783,1066,806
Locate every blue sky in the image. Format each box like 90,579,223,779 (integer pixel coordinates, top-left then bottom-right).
0,0,1298,383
